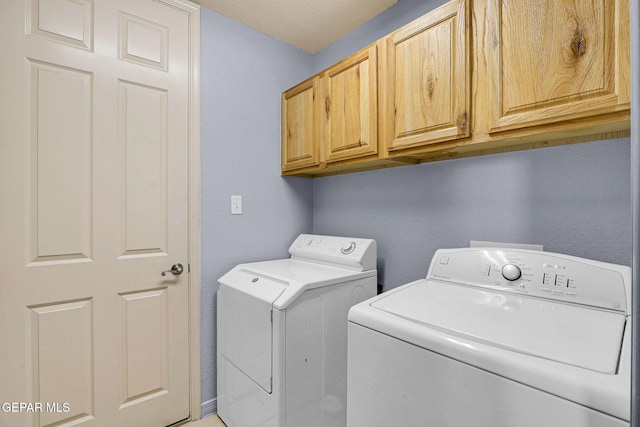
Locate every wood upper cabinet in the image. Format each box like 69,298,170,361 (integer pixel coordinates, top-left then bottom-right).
280,0,630,177
382,0,470,155
281,76,320,172
320,43,378,163
487,0,630,133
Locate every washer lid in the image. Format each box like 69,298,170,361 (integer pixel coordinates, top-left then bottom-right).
371,280,627,374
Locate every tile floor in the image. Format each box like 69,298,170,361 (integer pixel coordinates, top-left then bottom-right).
186,415,226,427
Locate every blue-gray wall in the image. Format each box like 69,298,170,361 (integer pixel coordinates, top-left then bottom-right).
308,0,632,290
313,140,632,289
199,0,633,416
200,8,314,415
312,0,445,72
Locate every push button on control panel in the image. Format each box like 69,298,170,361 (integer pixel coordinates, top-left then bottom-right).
555,275,567,287
542,268,578,299
479,263,491,276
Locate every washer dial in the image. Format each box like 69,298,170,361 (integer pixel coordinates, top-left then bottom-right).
502,264,522,281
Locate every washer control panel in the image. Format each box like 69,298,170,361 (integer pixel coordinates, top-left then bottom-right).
288,234,377,272
429,248,630,313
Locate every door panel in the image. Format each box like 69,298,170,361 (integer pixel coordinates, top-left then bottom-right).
28,299,94,426
119,12,169,71
119,81,169,257
0,1,197,426
28,60,93,264
119,289,169,404
28,0,94,50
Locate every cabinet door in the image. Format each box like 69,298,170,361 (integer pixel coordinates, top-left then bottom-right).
382,0,470,154
322,44,378,163
488,0,630,133
282,76,320,172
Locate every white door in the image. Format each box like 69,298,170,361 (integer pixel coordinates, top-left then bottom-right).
0,1,198,426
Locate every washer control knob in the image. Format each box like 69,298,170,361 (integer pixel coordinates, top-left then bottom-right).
502,264,522,281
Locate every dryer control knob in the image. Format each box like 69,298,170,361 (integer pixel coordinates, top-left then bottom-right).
341,241,356,255
502,264,522,281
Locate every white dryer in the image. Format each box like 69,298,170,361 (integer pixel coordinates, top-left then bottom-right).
217,234,377,427
347,248,630,427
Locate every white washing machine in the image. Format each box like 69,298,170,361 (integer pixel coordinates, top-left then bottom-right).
217,234,377,427
347,247,630,427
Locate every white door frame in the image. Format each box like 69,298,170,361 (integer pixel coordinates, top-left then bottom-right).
182,0,202,420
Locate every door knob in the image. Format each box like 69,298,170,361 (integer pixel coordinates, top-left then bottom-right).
161,263,184,277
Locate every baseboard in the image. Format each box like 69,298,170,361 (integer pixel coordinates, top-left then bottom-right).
201,398,217,418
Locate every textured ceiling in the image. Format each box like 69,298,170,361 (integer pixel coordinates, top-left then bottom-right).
193,0,398,54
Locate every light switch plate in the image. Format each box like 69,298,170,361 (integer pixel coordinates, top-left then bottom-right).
231,195,242,215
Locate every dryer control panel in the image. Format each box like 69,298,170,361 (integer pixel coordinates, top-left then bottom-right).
289,234,377,272
428,248,630,314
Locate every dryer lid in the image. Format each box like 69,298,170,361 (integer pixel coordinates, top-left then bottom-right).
371,280,627,374
219,266,287,305
219,259,375,309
